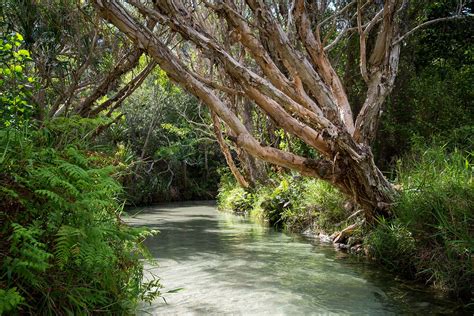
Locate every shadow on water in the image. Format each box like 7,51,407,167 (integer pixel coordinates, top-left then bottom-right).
129,202,467,315
142,218,227,262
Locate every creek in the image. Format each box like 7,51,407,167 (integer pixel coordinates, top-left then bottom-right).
126,201,461,315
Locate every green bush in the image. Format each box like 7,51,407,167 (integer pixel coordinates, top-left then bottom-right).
395,145,473,296
0,32,36,128
0,124,160,314
300,179,347,233
261,177,302,228
365,218,417,277
367,144,473,298
218,173,348,233
217,179,254,214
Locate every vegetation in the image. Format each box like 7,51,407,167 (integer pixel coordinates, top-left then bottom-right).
0,32,160,314
103,68,222,205
367,143,473,298
218,173,347,233
218,135,474,298
218,141,473,299
0,125,161,314
93,0,471,219
0,0,472,313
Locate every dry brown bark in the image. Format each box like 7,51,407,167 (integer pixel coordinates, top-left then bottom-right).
211,111,249,189
72,20,157,118
74,48,144,117
91,0,466,219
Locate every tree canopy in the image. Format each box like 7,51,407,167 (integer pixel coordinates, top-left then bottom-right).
92,0,471,219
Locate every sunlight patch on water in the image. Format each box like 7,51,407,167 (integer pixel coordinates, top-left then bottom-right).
127,202,460,315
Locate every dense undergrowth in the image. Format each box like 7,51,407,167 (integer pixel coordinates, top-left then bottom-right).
367,143,473,299
218,172,348,234
0,121,161,314
218,142,473,301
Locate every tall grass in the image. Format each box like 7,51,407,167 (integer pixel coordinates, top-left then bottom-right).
367,145,473,298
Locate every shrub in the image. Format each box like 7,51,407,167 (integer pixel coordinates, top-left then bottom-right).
365,218,417,277
0,124,160,314
300,179,347,233
367,144,473,298
0,32,36,128
394,145,473,297
261,177,303,228
218,173,349,234
217,174,254,214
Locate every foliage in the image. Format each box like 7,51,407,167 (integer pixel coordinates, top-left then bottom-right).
260,177,303,228
0,121,161,314
0,0,133,116
298,179,347,233
0,288,23,315
365,218,417,277
217,172,254,215
104,68,223,205
218,173,348,233
367,144,473,298
0,32,36,128
375,2,474,168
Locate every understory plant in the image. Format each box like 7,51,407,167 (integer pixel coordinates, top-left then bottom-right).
0,123,161,314
366,144,473,299
217,172,255,214
218,172,348,233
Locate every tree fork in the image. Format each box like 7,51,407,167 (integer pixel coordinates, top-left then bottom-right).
90,0,464,221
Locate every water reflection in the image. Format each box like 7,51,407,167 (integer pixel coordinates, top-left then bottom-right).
126,202,461,315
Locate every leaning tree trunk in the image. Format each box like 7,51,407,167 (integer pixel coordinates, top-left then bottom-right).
236,99,267,187
90,0,454,220
211,111,249,189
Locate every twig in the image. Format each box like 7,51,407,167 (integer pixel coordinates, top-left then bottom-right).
393,14,469,46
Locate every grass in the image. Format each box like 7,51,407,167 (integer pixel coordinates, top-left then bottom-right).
218,143,473,301
366,145,473,299
217,173,348,233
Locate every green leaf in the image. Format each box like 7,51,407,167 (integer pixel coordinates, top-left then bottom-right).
18,49,30,57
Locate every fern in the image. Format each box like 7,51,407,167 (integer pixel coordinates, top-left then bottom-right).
1,124,160,314
3,223,52,288
54,225,84,269
65,146,89,168
0,288,24,314
60,161,89,181
35,189,67,208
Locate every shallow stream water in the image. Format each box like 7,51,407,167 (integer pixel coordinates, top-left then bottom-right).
126,201,463,315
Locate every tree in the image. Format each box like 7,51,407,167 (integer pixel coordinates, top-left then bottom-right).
91,0,470,220
0,0,155,120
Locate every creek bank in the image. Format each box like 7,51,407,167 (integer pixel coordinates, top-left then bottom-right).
217,148,473,305
300,219,365,255
133,202,466,315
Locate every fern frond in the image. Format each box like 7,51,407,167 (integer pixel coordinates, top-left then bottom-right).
60,162,88,181
35,189,67,208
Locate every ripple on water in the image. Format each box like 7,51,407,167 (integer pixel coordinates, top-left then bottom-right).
126,202,464,315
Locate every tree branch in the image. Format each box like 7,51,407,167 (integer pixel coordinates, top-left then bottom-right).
393,14,469,46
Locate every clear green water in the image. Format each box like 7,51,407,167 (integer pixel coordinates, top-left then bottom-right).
127,201,463,315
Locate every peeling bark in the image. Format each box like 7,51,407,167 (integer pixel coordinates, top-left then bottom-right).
211,111,249,189
91,0,462,220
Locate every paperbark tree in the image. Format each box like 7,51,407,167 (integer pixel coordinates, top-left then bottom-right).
91,0,468,220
